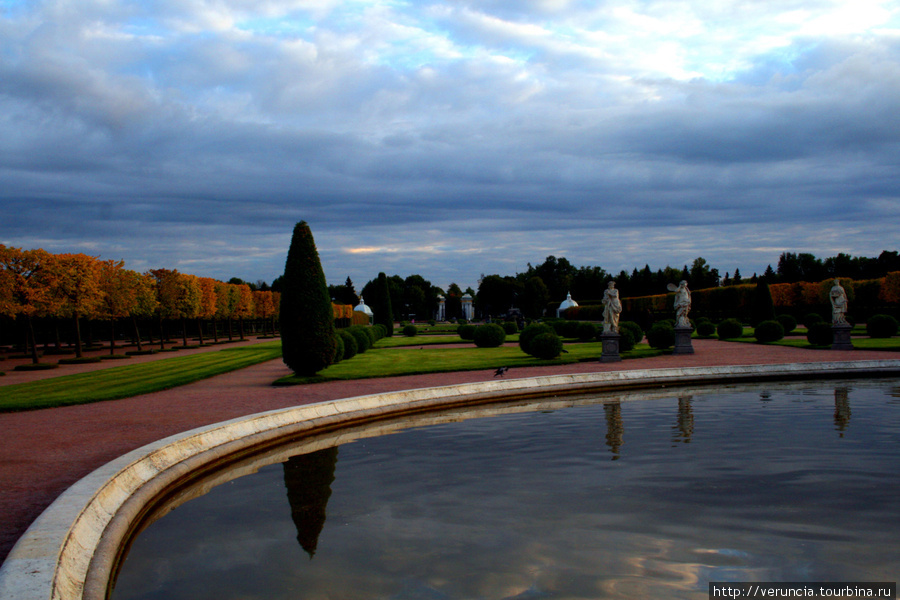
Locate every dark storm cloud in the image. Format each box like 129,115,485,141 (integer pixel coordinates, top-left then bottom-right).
1,0,899,288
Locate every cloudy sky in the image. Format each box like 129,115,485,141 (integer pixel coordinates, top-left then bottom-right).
2,0,899,292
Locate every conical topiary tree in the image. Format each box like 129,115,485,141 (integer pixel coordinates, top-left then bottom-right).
280,221,337,375
750,280,776,326
372,272,394,337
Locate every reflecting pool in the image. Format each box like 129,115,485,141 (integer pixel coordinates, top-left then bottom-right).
111,380,900,600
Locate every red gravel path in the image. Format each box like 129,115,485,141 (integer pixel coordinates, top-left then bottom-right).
1,339,898,565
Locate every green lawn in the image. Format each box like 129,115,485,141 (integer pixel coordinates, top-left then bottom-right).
0,342,282,412
276,342,661,385
723,335,900,351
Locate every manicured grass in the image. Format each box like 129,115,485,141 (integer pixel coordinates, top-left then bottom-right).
0,342,282,412
375,335,470,348
375,333,521,347
726,336,900,351
276,342,662,385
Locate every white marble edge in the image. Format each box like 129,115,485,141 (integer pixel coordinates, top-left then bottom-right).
1,360,899,600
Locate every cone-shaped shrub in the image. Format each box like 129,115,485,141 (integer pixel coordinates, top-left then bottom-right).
280,221,337,376
372,272,394,337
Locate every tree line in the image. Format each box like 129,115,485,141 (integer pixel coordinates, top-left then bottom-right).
0,245,281,365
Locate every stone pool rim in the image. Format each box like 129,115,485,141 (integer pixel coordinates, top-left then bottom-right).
2,360,900,600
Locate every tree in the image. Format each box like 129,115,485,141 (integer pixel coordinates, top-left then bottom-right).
522,276,550,318
369,272,394,337
253,290,275,336
54,253,104,358
96,260,133,355
0,246,62,363
751,280,776,326
234,284,255,340
197,277,219,345
280,221,337,376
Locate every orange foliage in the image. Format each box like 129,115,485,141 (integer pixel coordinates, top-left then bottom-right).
880,271,900,303
198,277,218,319
253,290,275,319
0,245,63,318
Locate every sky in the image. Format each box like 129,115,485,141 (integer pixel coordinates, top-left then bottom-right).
2,0,900,293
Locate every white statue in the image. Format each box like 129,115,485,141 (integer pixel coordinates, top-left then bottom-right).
830,279,848,325
602,281,622,333
667,280,692,328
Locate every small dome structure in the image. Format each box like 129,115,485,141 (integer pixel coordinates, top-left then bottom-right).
354,296,374,317
557,292,578,317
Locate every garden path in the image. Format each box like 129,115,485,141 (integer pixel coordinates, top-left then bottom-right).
1,339,898,565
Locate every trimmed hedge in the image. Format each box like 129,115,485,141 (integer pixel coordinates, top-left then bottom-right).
575,321,598,341
754,320,785,343
647,322,675,349
339,330,358,360
776,314,797,335
457,324,476,340
347,326,371,353
474,323,507,348
717,318,744,340
866,314,898,338
529,332,563,359
502,321,519,335
807,322,833,346
695,318,716,338
619,320,643,344
519,323,555,354
402,324,418,337
618,328,636,352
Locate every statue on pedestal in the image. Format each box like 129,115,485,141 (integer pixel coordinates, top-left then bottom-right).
602,281,622,333
830,279,849,325
667,280,692,329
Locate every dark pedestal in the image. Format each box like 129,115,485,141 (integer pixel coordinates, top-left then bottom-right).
831,323,854,350
600,332,621,362
673,326,695,354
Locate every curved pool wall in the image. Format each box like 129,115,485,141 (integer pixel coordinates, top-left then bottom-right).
2,360,900,600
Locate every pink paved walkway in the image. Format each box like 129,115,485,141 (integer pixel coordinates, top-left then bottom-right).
1,339,898,565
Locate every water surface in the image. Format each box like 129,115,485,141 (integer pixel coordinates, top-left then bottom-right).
112,380,900,600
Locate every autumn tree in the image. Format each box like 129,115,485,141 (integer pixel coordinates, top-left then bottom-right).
0,246,63,364
96,260,133,356
197,277,218,345
54,253,104,359
234,283,255,340
253,290,275,336
213,280,233,343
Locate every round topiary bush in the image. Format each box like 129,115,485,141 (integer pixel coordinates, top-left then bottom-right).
695,318,716,338
339,330,357,360
457,324,476,340
754,320,785,343
717,318,744,340
502,321,518,335
372,324,387,340
807,322,833,346
519,323,555,354
646,322,675,349
402,324,418,337
575,321,597,341
529,332,563,359
332,334,345,363
619,321,643,344
348,326,370,353
364,326,377,346
474,323,507,348
618,328,636,352
866,314,899,338
560,320,581,338
803,313,824,329
776,314,797,335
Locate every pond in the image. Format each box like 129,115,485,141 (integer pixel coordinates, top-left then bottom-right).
111,379,900,600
